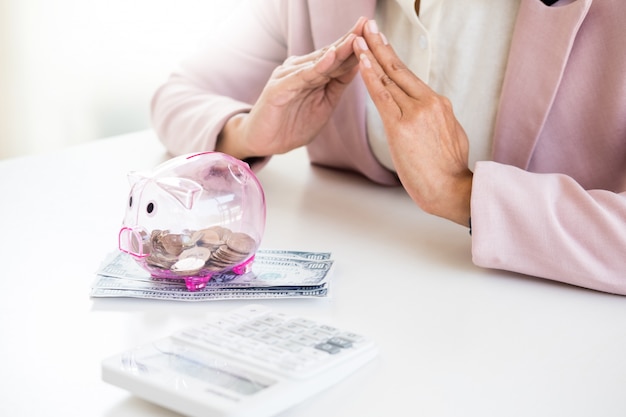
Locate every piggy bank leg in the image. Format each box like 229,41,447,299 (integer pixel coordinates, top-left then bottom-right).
232,255,255,275
184,275,212,291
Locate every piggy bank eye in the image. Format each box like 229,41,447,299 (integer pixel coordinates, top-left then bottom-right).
146,201,156,216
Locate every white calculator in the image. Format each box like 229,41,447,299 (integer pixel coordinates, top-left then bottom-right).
101,304,378,417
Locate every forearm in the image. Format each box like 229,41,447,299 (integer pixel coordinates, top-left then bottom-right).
471,161,626,295
151,75,253,156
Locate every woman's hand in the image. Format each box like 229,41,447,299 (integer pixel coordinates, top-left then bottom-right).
217,17,367,160
353,20,473,227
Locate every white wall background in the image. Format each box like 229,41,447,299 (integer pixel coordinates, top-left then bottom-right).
0,0,243,159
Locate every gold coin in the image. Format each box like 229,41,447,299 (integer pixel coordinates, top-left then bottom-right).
195,228,223,246
161,233,184,256
179,246,212,262
226,232,256,254
171,257,205,274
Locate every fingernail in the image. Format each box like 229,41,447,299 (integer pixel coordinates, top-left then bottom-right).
356,36,368,51
368,20,379,34
360,53,372,69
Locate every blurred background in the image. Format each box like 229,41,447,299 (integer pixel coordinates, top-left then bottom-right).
0,0,243,159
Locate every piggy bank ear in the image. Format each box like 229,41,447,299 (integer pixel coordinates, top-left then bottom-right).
154,177,203,209
127,171,148,186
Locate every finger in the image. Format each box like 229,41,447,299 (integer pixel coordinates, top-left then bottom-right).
312,31,360,79
293,17,365,71
328,16,366,52
301,44,355,85
270,47,337,88
353,36,408,118
278,16,366,82
362,19,432,99
277,41,352,84
271,58,314,80
285,16,364,68
283,47,328,67
332,32,358,64
273,17,367,87
347,16,368,38
331,16,367,59
307,46,339,82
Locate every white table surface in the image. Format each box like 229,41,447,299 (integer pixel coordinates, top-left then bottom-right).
1,130,625,417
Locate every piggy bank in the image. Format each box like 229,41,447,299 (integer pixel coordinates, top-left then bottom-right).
118,152,266,291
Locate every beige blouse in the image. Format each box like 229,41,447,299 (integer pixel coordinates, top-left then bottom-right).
367,0,521,171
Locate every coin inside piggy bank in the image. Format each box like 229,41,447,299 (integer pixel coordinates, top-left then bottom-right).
118,152,266,291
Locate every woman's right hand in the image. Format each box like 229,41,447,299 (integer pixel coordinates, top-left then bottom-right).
216,17,367,160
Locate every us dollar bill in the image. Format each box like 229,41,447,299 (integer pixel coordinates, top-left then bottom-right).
91,249,333,301
90,286,328,301
97,250,333,286
253,249,332,261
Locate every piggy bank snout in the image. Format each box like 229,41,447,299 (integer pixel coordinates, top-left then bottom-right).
119,226,151,258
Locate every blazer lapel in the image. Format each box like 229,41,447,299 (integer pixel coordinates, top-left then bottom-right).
492,0,592,168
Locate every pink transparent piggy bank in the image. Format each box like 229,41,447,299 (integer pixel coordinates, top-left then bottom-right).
118,152,266,291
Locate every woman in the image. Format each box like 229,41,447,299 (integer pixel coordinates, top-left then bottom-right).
151,0,626,294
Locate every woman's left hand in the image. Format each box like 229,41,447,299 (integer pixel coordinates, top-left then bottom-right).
353,20,473,227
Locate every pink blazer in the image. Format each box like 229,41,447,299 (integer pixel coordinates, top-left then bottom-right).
152,0,626,294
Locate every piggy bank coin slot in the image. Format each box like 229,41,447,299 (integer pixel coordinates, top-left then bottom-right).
227,164,247,185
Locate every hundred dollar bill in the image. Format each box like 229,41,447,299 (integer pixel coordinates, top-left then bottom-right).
92,274,327,293
91,249,333,301
90,286,328,301
97,251,333,287
254,249,332,261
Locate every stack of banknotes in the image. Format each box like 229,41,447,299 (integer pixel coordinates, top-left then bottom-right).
91,250,333,301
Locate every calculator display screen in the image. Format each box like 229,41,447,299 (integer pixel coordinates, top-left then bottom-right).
147,351,276,397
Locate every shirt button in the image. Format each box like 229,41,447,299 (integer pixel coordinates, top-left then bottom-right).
419,34,428,49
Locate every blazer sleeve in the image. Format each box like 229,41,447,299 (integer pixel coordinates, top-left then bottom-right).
151,0,289,156
471,161,626,295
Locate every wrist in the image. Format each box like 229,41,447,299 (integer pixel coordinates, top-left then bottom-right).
447,171,473,227
416,171,473,227
216,113,251,160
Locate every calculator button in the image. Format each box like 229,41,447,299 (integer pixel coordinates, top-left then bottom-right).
260,314,286,326
278,359,309,373
290,318,317,328
238,339,264,351
279,355,320,373
280,322,307,333
198,333,231,348
327,337,353,349
315,343,341,355
247,320,272,332
252,333,281,345
298,348,329,362
262,346,291,360
276,341,304,353
318,324,340,334
337,332,365,343
305,329,334,341
215,331,240,343
231,325,258,338
268,328,294,339
204,318,238,330
292,335,319,347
